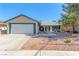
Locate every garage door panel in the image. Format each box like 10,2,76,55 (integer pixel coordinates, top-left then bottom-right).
11,24,34,34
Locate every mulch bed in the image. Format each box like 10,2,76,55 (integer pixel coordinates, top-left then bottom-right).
21,37,79,51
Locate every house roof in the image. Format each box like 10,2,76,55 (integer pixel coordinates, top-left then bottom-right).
4,14,40,23
41,21,60,26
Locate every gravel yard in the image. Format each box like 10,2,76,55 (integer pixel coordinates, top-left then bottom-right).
21,35,79,51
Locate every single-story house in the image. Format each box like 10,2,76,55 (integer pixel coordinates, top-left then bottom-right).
4,14,40,34
40,21,60,32
3,14,61,34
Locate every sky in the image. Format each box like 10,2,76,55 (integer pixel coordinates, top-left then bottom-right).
0,3,63,22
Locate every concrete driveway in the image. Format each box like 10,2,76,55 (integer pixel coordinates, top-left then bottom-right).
0,34,31,50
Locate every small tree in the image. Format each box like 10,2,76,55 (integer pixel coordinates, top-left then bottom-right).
67,12,78,32
61,3,79,32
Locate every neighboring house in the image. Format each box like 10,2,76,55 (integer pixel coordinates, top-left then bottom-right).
0,22,7,34
40,21,60,32
4,14,40,34
74,24,79,32
60,19,79,32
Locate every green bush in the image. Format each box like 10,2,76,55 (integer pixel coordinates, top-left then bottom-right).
66,37,73,43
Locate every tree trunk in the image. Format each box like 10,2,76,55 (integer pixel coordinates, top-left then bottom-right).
72,24,75,33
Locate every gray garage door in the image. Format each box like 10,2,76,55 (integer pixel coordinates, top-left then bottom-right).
10,24,35,34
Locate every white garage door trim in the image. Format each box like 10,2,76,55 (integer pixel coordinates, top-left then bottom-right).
9,23,36,34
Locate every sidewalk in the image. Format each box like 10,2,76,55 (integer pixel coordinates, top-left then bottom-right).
0,50,79,56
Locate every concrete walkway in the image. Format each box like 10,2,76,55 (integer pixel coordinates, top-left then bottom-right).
0,34,31,50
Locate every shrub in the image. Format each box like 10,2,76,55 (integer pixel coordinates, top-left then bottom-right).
66,37,73,43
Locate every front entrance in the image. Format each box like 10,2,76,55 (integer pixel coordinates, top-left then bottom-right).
39,25,60,32
39,26,44,32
